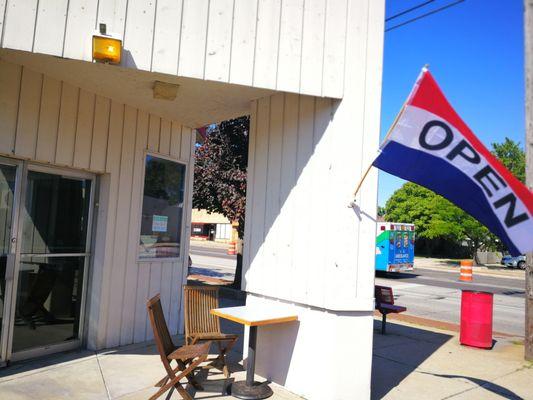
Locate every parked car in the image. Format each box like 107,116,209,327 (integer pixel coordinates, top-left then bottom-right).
500,254,526,269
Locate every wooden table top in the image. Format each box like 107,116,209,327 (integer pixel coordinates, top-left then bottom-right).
210,305,298,327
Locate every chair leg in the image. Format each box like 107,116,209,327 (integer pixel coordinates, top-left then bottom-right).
149,354,208,400
155,361,202,390
215,342,230,378
178,359,204,390
382,314,387,335
155,376,169,387
165,387,175,400
214,339,237,378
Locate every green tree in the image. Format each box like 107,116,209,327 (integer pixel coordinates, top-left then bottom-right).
193,116,249,239
193,116,249,288
491,137,526,183
384,183,494,258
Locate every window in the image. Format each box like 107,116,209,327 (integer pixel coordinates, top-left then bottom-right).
139,155,186,259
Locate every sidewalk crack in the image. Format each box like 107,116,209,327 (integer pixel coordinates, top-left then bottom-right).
95,352,112,400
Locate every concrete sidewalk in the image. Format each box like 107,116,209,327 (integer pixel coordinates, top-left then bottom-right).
0,281,531,400
0,319,530,399
0,340,299,400
373,320,532,399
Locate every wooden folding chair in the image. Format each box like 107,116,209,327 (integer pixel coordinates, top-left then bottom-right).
184,285,238,378
147,294,210,400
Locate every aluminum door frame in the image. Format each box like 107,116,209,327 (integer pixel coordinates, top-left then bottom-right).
0,157,23,367
4,162,95,363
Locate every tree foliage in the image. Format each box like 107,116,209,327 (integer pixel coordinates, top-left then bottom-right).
384,183,494,257
384,138,525,257
491,137,526,183
193,116,249,238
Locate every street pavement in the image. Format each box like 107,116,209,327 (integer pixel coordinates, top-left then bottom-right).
189,241,526,337
376,266,525,337
189,242,236,283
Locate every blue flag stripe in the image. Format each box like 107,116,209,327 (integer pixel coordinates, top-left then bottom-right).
373,141,521,256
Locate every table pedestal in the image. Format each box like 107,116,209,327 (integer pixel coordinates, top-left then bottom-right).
231,326,273,400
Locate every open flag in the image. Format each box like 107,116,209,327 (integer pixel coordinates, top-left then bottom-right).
373,68,533,256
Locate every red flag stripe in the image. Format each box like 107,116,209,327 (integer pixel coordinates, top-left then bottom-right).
408,70,533,215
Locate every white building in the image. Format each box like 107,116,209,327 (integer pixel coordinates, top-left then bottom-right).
0,1,384,399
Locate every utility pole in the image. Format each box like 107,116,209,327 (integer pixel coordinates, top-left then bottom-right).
525,0,533,362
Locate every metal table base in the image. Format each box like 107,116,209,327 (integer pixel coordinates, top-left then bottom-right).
230,326,273,400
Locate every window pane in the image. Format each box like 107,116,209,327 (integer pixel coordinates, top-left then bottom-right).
21,171,92,254
13,255,86,352
139,156,186,259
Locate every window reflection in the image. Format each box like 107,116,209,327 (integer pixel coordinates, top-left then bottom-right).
139,156,186,259
13,256,85,352
21,172,91,255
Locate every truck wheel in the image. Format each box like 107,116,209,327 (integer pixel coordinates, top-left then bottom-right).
517,260,526,270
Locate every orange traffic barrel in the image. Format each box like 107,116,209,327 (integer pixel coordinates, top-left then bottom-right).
227,241,236,255
459,260,473,282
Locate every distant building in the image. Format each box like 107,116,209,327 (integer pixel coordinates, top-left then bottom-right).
191,209,233,242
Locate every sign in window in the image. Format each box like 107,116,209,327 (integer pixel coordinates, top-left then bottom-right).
139,155,186,259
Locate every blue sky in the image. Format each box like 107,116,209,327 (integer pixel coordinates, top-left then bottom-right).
378,0,525,206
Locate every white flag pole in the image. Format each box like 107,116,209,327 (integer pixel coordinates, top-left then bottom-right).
350,64,429,203
351,105,407,199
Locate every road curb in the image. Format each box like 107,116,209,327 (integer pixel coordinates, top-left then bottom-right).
375,310,517,338
414,265,525,281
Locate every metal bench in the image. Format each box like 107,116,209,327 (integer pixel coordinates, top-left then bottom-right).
375,285,407,334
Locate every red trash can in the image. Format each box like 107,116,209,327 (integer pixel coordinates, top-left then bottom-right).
460,290,493,349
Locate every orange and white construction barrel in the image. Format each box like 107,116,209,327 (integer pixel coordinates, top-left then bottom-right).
227,241,236,255
459,259,473,282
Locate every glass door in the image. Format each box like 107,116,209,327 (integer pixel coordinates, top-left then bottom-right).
0,159,21,366
7,165,94,361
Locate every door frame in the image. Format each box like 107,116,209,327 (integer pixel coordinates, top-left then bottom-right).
0,157,23,367
2,161,95,363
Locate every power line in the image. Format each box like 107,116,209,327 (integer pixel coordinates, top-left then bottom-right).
386,0,436,22
386,0,466,32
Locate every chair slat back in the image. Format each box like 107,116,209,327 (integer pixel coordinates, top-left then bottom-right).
147,294,175,362
184,285,221,338
375,285,395,305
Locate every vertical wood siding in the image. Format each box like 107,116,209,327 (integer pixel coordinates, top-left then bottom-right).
243,0,384,311
0,59,195,349
0,0,358,98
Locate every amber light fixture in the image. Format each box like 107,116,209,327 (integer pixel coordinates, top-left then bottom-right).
92,35,122,64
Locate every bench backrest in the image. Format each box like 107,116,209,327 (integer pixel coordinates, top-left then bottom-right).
375,285,395,306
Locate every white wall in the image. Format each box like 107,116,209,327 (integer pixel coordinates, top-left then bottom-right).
245,294,374,400
241,0,384,398
0,59,195,350
0,0,354,99
243,0,384,311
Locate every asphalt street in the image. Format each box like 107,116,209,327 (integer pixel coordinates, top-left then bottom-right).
375,268,525,337
189,243,237,282
188,242,526,336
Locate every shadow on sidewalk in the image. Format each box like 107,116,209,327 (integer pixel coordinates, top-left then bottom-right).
371,320,451,400
419,372,524,400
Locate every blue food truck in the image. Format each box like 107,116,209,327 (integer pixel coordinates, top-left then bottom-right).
375,222,415,272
